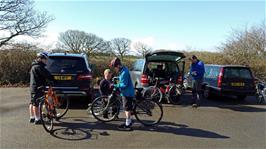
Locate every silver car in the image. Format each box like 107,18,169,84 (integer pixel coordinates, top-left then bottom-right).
130,50,186,89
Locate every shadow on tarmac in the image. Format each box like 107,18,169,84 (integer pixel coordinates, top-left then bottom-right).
49,92,265,141
50,118,230,141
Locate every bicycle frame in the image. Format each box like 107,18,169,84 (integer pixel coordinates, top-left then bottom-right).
44,86,61,117
257,82,266,103
153,78,174,97
91,82,163,125
104,86,151,112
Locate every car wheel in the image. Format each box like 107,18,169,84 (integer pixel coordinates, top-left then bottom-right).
203,87,212,99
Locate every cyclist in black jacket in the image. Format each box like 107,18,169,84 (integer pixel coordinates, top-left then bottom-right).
99,69,113,96
29,52,54,124
99,69,118,119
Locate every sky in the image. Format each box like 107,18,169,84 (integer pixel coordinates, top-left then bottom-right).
19,0,265,52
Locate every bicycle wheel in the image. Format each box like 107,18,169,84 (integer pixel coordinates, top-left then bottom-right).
168,86,182,105
40,100,54,133
134,99,163,126
91,96,120,122
143,86,163,103
55,95,70,119
257,94,265,104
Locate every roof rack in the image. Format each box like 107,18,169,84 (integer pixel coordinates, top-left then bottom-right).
64,50,71,55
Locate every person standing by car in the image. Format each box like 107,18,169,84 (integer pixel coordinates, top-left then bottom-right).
189,55,205,107
110,58,135,131
29,52,54,124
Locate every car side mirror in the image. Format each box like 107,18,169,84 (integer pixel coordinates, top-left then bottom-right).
90,64,96,71
129,67,134,71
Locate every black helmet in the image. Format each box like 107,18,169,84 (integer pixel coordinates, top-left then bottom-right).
109,57,121,67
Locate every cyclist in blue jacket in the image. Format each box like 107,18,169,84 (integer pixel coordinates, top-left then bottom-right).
110,58,135,131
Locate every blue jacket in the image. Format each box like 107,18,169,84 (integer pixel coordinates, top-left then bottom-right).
190,60,205,80
117,66,135,97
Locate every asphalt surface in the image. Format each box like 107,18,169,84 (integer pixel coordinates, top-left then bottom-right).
0,88,266,149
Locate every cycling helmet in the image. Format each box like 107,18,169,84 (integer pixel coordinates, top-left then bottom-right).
109,57,121,67
37,52,48,59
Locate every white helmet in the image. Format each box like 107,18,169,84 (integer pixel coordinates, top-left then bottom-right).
37,52,48,59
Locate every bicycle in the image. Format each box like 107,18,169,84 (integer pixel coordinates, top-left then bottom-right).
256,81,265,104
90,81,163,126
39,86,70,133
143,77,183,104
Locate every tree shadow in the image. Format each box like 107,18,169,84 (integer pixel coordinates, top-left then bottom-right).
50,118,229,140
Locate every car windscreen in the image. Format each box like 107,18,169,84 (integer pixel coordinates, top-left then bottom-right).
47,56,87,73
223,68,253,79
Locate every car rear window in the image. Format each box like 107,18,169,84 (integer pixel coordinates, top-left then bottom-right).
224,68,253,79
205,66,220,78
145,62,179,75
47,56,87,73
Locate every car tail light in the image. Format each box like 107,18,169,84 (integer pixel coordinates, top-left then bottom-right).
218,68,224,87
141,74,149,86
77,74,92,80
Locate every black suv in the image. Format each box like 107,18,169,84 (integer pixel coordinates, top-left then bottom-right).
202,64,256,100
46,53,92,101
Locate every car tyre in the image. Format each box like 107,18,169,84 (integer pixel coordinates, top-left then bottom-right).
203,87,213,100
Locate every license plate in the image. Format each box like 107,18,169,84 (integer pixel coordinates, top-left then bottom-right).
231,82,245,87
54,76,72,80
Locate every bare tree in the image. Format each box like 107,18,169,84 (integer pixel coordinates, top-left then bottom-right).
220,23,266,80
0,0,54,47
110,38,131,60
85,33,110,56
58,30,87,53
133,41,152,57
220,24,266,64
58,30,110,57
